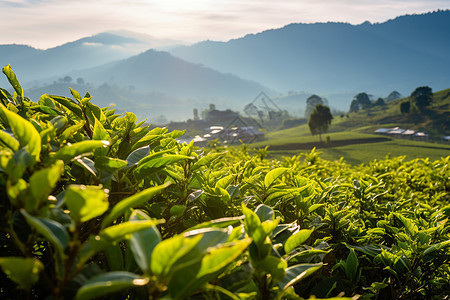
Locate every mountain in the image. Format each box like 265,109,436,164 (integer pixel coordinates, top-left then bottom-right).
0,31,184,86
168,10,450,109
25,50,271,121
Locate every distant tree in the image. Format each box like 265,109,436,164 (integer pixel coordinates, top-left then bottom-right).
400,101,411,114
349,99,360,113
305,94,323,118
348,92,372,112
411,86,433,112
385,91,402,102
308,104,333,142
374,98,385,106
76,77,85,85
355,93,372,109
63,76,72,83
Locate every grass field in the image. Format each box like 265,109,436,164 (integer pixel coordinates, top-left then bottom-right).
249,123,450,165
263,139,450,165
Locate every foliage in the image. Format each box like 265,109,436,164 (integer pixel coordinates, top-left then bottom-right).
1,66,449,300
349,93,372,113
411,86,433,112
308,104,333,141
305,94,326,118
400,101,411,114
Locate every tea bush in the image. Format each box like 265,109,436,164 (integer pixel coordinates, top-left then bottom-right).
0,65,449,299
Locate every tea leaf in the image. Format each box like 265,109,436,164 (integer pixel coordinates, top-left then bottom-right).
264,167,289,188
129,210,162,274
284,229,314,254
2,65,23,99
0,257,43,289
75,271,149,300
65,185,109,223
20,209,69,254
0,104,41,162
51,140,109,162
101,181,171,228
278,263,323,290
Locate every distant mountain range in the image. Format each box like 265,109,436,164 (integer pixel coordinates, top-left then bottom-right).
1,10,449,121
168,10,450,101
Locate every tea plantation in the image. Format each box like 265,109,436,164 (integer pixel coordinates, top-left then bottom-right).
1,65,449,299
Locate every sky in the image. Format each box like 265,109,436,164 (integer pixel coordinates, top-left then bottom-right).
1,0,450,49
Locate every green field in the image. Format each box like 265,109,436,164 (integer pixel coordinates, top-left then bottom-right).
250,125,450,164
264,138,450,164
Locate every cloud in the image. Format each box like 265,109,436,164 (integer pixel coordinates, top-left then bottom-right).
0,0,449,48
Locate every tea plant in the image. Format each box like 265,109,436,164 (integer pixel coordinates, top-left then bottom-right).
0,65,449,299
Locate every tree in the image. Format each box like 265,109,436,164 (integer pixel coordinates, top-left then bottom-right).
305,94,324,118
411,86,432,112
308,104,333,142
348,92,372,112
374,98,385,106
400,101,411,114
76,77,85,85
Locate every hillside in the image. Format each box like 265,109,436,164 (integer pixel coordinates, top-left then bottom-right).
168,10,450,109
332,88,450,138
248,88,450,163
24,50,271,121
0,31,181,87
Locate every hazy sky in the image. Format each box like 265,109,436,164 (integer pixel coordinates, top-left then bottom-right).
1,0,449,49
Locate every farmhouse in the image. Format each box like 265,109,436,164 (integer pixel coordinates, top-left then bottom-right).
374,127,429,141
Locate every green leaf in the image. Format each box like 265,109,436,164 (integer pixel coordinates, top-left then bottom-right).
65,185,109,223
75,271,148,300
38,93,55,108
255,204,274,222
93,118,110,156
0,129,19,151
129,210,162,274
94,156,128,172
192,152,225,171
151,234,202,278
125,146,150,168
186,216,244,231
21,209,69,254
134,155,192,181
284,229,314,254
28,160,64,212
345,248,359,281
70,87,82,102
101,181,171,228
423,240,450,256
51,140,109,162
2,65,23,99
0,104,41,162
131,134,161,152
278,263,323,290
0,257,43,289
242,203,261,237
58,121,85,142
170,205,186,218
92,220,164,251
264,167,289,188
51,95,83,119
255,255,287,281
394,213,419,236
169,238,252,299
344,243,382,257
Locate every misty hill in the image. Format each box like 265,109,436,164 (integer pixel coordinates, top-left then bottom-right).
0,31,182,86
168,10,450,107
24,50,271,121
74,50,269,99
